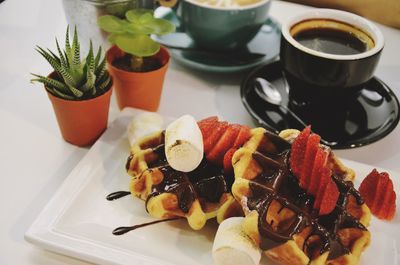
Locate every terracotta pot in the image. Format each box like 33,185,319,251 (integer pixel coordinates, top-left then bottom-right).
106,45,170,111
46,76,112,147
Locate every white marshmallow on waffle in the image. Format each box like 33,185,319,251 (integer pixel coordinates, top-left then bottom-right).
127,112,164,147
213,217,261,265
165,115,204,172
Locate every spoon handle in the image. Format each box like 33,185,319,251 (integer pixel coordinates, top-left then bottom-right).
279,105,308,128
279,105,336,146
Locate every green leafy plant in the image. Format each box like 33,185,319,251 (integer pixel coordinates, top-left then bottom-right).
103,0,139,18
97,9,175,71
31,26,111,100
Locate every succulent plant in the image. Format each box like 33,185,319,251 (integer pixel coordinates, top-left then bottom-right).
31,26,111,100
98,9,175,71
104,0,139,18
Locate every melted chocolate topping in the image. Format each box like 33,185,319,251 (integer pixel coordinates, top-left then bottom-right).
106,191,131,201
125,154,133,171
146,143,233,214
246,131,367,260
113,137,233,236
112,217,182,235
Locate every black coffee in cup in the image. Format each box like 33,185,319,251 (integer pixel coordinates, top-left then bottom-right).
290,19,375,55
279,9,384,132
280,10,383,103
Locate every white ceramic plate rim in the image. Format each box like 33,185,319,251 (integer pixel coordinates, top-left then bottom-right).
25,107,400,265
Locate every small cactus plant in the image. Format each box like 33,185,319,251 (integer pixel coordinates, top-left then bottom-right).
31,26,111,100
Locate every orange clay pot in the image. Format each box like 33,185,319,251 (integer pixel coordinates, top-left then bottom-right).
46,74,112,147
106,45,170,111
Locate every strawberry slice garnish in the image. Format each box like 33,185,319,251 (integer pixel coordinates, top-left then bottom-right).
207,124,240,164
308,148,328,195
290,127,339,216
233,125,251,148
299,133,320,189
313,166,332,210
379,173,396,220
223,147,237,173
371,172,389,211
318,180,339,215
203,121,229,154
359,169,397,220
198,117,252,168
198,116,219,140
290,126,311,177
358,169,379,207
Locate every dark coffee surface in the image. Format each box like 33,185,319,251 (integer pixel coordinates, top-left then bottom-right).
293,28,367,55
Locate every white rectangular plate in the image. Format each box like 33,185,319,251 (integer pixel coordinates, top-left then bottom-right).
26,108,400,265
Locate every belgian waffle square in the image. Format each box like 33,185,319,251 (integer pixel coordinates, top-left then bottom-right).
232,128,371,265
126,130,243,230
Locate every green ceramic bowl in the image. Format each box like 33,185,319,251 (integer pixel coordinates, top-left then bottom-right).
180,0,272,50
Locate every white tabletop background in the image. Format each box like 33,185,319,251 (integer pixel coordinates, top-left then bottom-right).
0,0,399,264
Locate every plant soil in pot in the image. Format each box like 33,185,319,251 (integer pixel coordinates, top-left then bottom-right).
107,45,169,111
31,27,113,146
98,9,175,111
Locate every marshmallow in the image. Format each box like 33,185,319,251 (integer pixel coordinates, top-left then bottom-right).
165,115,204,172
127,112,164,147
212,217,261,265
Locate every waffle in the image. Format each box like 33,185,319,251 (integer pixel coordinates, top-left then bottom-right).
231,128,371,265
126,130,243,230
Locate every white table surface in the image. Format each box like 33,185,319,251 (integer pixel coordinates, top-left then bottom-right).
0,0,399,264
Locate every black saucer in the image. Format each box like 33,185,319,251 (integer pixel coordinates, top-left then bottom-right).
241,61,400,149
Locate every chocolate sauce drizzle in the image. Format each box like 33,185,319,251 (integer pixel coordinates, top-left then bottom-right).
106,191,131,201
112,217,182,235
125,154,133,171
145,144,232,213
247,131,367,261
112,137,233,236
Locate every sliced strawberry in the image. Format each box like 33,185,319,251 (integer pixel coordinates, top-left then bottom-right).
386,191,397,220
359,169,397,220
318,180,339,215
207,124,240,164
359,169,380,207
290,126,311,177
379,174,394,219
203,121,228,154
371,172,389,213
308,148,328,195
198,116,218,126
233,125,251,148
223,147,237,173
299,134,320,189
198,116,219,140
313,166,332,210
289,127,339,215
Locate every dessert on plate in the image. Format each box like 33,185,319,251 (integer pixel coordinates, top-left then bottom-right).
125,115,248,229
119,113,397,265
231,127,371,265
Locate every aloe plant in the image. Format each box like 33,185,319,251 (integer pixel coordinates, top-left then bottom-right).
97,9,175,71
31,26,111,100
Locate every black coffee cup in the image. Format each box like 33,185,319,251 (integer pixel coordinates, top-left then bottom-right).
280,9,384,105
